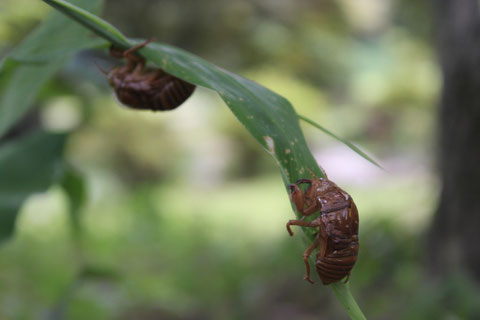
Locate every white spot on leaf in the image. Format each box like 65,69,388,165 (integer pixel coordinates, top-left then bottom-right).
264,136,275,155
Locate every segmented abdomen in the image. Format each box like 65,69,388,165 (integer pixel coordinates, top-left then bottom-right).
116,76,195,111
152,77,195,111
316,241,359,285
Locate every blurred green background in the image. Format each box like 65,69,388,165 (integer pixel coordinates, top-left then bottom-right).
1,0,479,319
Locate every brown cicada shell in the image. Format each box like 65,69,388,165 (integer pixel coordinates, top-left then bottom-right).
286,168,359,285
106,39,195,111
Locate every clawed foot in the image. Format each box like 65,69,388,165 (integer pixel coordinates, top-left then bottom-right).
304,275,314,284
286,222,294,236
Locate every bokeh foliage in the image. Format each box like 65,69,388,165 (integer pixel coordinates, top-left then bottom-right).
1,0,478,319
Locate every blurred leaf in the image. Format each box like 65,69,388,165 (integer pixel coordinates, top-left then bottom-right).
0,58,18,97
60,167,86,234
0,0,106,138
0,57,19,83
0,130,66,241
0,61,68,138
298,114,383,169
7,0,105,62
80,265,120,281
42,1,367,319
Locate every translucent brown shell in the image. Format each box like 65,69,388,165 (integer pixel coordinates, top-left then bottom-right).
106,40,195,111
286,169,359,285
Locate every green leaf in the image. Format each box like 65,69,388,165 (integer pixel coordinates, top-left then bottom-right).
80,265,120,281
41,1,368,318
60,167,86,235
0,0,106,138
298,114,383,169
46,0,328,189
142,44,369,319
0,131,67,241
143,43,322,184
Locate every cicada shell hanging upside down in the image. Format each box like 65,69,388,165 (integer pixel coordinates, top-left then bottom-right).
286,168,359,285
106,39,195,111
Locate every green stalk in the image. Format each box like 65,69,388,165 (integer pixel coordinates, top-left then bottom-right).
331,282,367,320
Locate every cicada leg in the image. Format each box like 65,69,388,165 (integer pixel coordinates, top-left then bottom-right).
122,38,156,70
302,236,321,284
123,38,155,57
286,219,321,236
286,218,328,284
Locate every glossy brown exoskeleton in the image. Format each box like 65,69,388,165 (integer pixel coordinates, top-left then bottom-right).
107,39,195,111
286,168,359,285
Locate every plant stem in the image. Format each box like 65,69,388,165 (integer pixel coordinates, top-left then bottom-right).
331,282,367,320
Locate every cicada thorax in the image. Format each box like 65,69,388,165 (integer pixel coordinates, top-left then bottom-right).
107,41,196,111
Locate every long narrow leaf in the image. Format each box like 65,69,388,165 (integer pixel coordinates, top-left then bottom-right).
298,114,383,169
41,1,367,319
